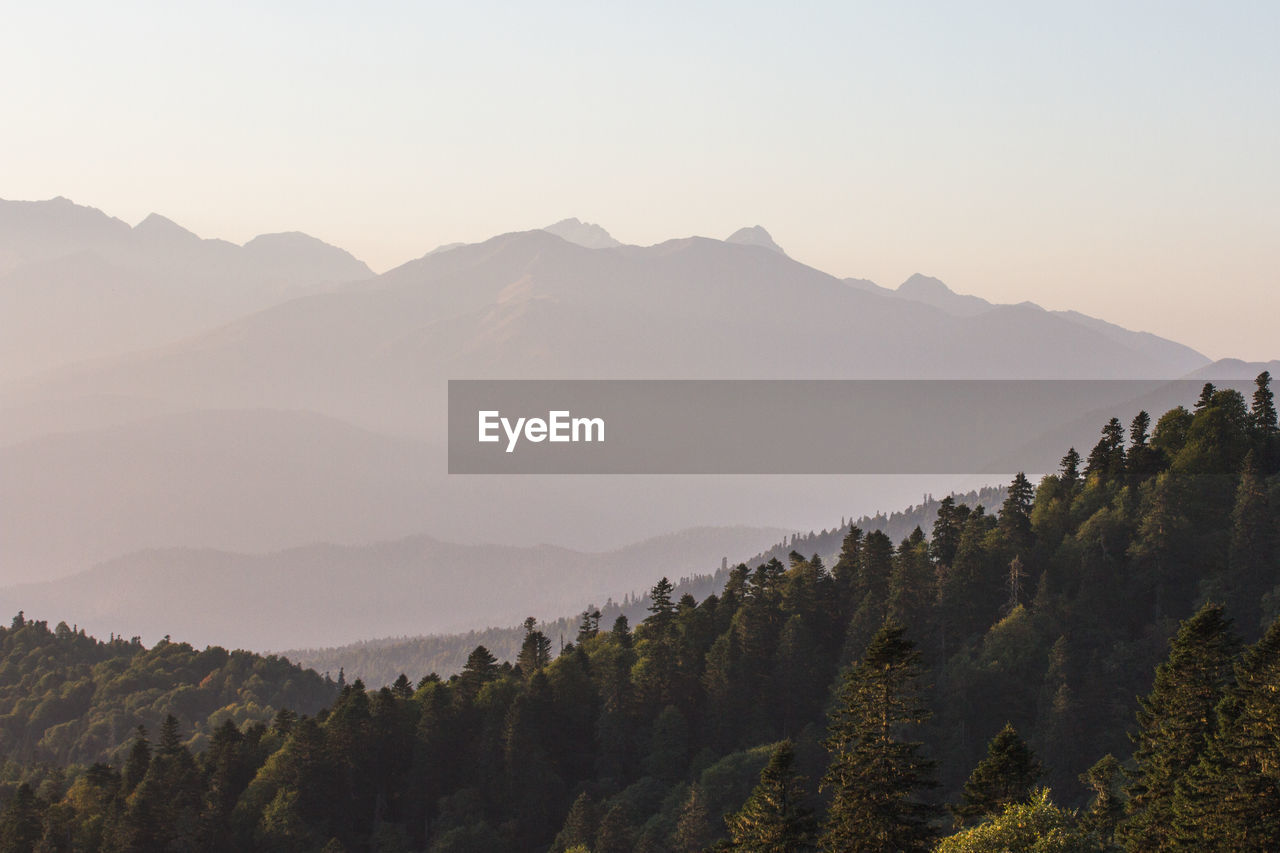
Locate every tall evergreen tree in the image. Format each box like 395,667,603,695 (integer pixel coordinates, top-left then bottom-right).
1119,604,1238,852
821,621,938,852
552,792,600,853
998,473,1035,547
458,645,498,699
1080,754,1125,848
648,577,677,634
517,619,553,675
1225,451,1275,630
1196,383,1217,411
950,723,1044,826
1172,615,1280,851
931,499,967,567
1060,448,1081,489
1252,371,1277,432
725,740,816,852
121,725,151,795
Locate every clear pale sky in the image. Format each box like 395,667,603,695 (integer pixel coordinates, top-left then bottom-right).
4,2,1277,361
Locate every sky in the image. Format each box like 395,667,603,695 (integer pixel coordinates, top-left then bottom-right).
4,1,1277,361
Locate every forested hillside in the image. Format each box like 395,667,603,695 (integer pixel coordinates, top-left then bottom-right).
0,376,1276,851
0,616,336,768
288,490,1007,688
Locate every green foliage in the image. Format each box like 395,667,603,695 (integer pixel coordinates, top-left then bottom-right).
0,618,334,767
936,789,1103,853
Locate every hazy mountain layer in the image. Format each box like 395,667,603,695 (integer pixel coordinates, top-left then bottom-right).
0,526,787,650
0,197,372,380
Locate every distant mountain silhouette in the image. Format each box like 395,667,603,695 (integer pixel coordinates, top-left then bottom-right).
0,526,787,649
845,271,1206,371
541,217,622,248
725,225,786,255
2,227,1211,446
1185,358,1280,379
0,197,372,380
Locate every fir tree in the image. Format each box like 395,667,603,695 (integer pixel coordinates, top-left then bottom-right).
1252,371,1277,432
458,645,498,698
1119,604,1238,851
950,723,1044,826
552,792,600,853
821,621,938,852
576,607,602,644
1060,448,1081,489
1172,615,1280,851
121,725,152,794
1196,383,1217,411
1079,754,1124,847
725,740,816,852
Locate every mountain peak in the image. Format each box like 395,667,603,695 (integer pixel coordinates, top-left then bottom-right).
897,273,951,296
725,225,786,256
242,232,374,280
133,212,200,241
541,218,621,249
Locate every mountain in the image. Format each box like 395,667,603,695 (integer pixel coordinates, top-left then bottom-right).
894,272,993,317
541,217,622,248
0,197,373,380
0,526,787,650
1185,358,1280,379
846,272,1207,373
725,224,787,255
0,202,1252,643
0,214,1228,597
1,228,1212,446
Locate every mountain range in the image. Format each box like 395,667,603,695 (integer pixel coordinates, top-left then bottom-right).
0,197,1269,649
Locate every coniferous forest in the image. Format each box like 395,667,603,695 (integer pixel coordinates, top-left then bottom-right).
1,375,1278,852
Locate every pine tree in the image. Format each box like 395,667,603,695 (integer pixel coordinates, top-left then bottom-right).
1060,448,1081,489
998,473,1034,546
821,621,938,852
1086,418,1127,481
595,803,634,853
121,725,151,794
950,723,1044,826
458,645,498,698
1172,615,1280,851
1080,754,1124,847
724,739,816,851
648,577,677,634
1119,604,1237,851
1196,383,1217,411
1225,451,1275,632
576,607,602,644
552,792,600,853
517,619,553,675
931,499,966,567
1252,371,1277,432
